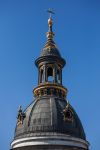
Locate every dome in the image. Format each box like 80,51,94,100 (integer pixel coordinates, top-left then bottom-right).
14,97,86,140
40,39,61,57
11,15,89,150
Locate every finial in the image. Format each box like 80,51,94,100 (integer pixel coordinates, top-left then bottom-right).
17,105,26,126
47,9,55,39
18,105,22,112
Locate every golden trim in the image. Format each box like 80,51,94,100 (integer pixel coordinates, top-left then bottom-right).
33,83,67,94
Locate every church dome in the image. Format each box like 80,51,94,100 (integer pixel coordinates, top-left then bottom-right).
11,13,89,150
40,39,61,57
14,97,86,141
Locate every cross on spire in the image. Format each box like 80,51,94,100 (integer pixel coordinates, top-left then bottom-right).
47,8,55,18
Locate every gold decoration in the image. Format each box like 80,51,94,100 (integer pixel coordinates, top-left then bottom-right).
34,83,67,93
33,83,67,99
48,18,53,26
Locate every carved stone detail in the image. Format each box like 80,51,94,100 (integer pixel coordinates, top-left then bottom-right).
17,106,26,126
63,102,73,122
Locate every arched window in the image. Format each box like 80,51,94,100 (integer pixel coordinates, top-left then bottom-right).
47,67,53,82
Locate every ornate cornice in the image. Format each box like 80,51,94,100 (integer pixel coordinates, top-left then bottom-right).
33,83,68,99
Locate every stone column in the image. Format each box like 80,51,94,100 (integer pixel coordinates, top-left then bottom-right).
38,69,40,84
60,69,62,84
53,66,57,83
44,65,47,82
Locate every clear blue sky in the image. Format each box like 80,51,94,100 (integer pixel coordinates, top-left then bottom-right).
0,0,100,149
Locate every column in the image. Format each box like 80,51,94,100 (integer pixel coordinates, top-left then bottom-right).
53,66,57,83
60,69,62,84
44,65,47,82
38,69,40,84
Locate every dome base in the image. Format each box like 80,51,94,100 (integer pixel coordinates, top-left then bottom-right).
11,133,89,150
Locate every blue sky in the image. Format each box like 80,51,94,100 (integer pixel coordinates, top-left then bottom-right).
0,0,100,149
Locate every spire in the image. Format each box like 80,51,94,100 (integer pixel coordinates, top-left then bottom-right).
47,9,55,40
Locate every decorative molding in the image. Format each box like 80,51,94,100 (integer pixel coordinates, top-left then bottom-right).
11,134,89,149
34,86,67,99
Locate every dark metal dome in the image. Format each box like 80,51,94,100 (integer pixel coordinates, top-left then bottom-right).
14,97,86,140
40,39,61,57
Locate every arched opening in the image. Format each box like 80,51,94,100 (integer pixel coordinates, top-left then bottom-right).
47,67,53,82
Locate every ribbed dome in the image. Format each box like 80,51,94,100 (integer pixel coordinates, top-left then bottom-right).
40,39,61,57
14,97,86,140
11,15,89,150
